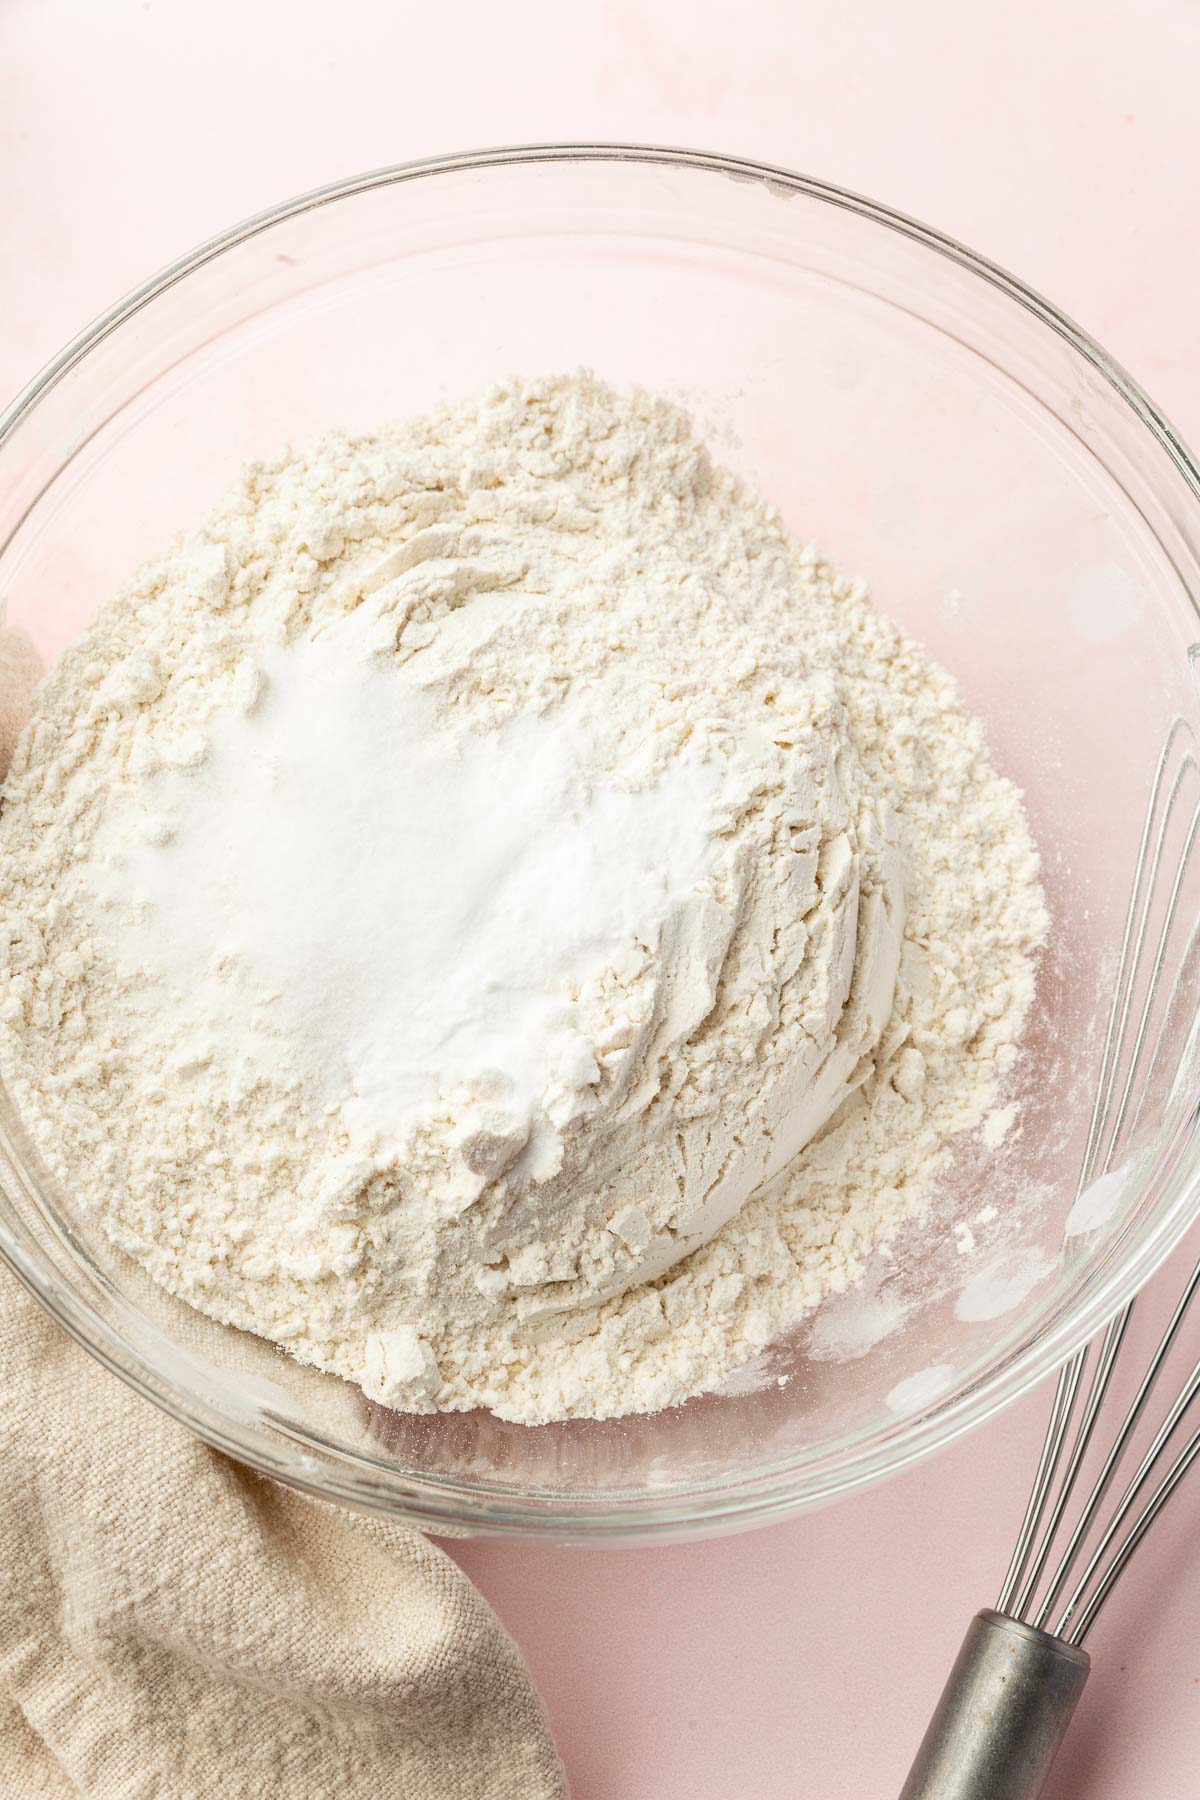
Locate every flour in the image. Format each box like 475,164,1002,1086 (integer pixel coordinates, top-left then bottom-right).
0,374,1047,1423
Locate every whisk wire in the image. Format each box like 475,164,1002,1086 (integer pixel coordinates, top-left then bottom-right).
997,1356,1079,1614
1055,1267,1200,1643
1068,1376,1200,1645
1079,719,1194,1184
1018,1305,1130,1627
996,716,1200,1646
1106,791,1200,1160
996,1352,1084,1616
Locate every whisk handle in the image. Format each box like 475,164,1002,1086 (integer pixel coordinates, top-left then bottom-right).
898,1610,1090,1800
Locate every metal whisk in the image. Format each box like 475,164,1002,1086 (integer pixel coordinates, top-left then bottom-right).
901,717,1200,1800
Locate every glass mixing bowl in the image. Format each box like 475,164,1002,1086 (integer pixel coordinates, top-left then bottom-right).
2,145,1199,1541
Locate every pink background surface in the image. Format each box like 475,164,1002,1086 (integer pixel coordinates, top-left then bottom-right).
4,2,1200,1794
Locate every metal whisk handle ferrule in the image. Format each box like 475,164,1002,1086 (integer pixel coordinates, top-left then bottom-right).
898,1610,1090,1800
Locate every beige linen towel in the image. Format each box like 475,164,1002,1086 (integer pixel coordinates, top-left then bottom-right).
0,1267,568,1799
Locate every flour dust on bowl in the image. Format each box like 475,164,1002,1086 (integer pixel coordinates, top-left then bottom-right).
0,146,1198,1538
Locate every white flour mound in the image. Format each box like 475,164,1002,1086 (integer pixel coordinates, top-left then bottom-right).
0,375,1046,1423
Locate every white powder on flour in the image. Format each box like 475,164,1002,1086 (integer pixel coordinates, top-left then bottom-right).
0,375,1046,1422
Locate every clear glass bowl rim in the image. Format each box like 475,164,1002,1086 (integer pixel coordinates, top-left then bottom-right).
1,141,1199,1540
